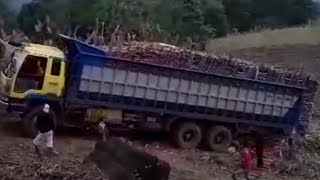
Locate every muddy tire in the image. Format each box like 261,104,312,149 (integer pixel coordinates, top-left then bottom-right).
22,105,56,138
206,126,232,152
173,122,202,149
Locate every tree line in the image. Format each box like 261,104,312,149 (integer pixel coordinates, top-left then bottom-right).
0,0,318,44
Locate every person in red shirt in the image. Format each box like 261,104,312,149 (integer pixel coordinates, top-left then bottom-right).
241,138,255,180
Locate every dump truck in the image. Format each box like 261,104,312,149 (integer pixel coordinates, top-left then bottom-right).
0,35,317,151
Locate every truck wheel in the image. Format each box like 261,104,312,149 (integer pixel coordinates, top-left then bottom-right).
173,122,202,149
22,105,56,138
206,126,232,152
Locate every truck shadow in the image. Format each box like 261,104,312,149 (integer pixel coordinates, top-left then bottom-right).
0,121,224,152
0,118,171,147
0,119,209,152
56,126,172,147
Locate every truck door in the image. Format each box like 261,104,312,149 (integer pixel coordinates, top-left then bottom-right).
44,57,65,96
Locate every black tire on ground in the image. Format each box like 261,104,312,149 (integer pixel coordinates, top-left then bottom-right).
206,126,232,152
173,122,202,149
22,105,56,138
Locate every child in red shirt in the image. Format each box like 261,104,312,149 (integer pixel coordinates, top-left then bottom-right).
241,139,255,180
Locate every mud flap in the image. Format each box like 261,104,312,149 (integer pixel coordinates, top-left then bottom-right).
88,138,171,180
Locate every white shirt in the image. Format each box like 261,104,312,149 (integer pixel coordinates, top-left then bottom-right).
98,121,106,129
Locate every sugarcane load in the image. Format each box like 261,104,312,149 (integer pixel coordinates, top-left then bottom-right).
105,39,318,135
0,31,317,152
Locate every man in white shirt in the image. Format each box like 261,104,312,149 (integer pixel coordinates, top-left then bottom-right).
33,104,59,157
97,118,109,142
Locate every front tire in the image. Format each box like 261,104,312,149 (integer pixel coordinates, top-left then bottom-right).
22,105,56,138
173,122,202,149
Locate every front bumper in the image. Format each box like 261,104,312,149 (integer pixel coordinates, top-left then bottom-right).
0,95,9,109
0,97,10,116
0,95,26,114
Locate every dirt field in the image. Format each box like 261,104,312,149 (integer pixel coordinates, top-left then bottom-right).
0,113,309,180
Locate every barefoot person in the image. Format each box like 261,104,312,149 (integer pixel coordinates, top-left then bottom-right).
232,136,255,180
33,103,58,157
288,128,297,160
241,137,255,180
255,132,264,168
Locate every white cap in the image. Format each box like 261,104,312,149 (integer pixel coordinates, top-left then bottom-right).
43,104,50,113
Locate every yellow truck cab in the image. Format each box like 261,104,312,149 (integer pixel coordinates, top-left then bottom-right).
0,41,66,115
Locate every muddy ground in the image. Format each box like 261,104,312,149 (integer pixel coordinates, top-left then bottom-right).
0,113,309,180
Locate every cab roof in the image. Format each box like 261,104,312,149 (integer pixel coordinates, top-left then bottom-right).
23,43,65,59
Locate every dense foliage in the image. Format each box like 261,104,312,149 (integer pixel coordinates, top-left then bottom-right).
0,0,318,43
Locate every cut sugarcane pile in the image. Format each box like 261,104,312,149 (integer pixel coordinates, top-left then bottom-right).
108,41,311,87
105,41,318,133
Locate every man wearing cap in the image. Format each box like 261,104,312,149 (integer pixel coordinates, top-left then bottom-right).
33,103,59,157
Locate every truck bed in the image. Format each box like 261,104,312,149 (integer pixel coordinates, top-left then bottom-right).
61,35,305,133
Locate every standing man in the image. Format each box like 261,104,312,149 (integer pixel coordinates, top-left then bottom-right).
33,103,59,157
288,128,297,160
97,117,109,142
255,131,264,168
34,60,44,89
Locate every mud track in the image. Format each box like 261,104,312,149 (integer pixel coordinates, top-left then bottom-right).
0,116,304,180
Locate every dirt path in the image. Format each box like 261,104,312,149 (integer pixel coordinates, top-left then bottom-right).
0,118,304,180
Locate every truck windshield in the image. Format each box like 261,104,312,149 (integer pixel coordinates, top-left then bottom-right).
14,55,47,93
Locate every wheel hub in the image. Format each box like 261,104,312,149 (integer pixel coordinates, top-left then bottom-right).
183,130,195,142
214,133,225,144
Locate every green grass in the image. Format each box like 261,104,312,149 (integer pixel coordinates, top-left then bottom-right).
206,26,320,53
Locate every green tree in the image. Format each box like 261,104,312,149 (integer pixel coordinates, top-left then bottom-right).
222,0,253,32
201,0,228,36
180,0,214,40
18,2,45,33
249,0,317,28
94,0,152,32
0,0,16,29
286,0,318,25
15,0,319,42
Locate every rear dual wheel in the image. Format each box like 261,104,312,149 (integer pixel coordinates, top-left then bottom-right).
173,122,202,149
206,126,232,152
172,122,233,152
